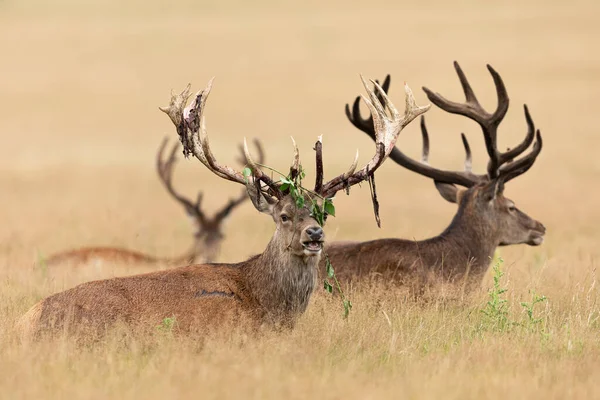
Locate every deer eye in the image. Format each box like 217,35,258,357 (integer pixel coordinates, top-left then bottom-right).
280,214,290,223
508,205,516,212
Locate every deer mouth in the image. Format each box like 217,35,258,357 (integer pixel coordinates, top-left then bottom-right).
528,230,545,246
302,240,323,254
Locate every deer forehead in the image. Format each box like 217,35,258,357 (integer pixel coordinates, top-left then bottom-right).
279,204,313,218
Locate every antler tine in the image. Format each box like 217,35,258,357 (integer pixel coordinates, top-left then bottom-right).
320,77,430,198
195,192,204,209
243,138,281,197
314,135,324,193
253,139,265,164
461,133,473,172
502,104,536,162
156,137,207,223
236,138,265,166
289,137,300,180
498,129,543,183
420,116,430,164
344,74,391,138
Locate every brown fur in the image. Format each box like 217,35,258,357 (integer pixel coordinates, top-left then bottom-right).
20,195,324,340
325,182,545,292
335,65,546,294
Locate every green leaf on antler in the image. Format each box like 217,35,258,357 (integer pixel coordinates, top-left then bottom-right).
242,167,252,183
324,198,336,217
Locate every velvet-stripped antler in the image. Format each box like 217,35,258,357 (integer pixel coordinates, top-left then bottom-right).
162,76,429,222
346,64,543,188
318,76,430,198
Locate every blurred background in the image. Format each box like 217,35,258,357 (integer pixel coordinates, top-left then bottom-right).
0,0,597,287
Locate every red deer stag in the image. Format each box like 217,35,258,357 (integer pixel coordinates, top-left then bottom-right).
43,138,263,269
326,62,545,292
18,76,429,339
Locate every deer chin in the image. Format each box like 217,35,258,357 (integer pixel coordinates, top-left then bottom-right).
302,241,323,256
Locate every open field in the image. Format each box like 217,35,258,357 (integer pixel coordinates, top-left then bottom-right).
1,0,599,398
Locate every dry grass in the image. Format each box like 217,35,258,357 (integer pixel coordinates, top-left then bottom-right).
1,0,599,398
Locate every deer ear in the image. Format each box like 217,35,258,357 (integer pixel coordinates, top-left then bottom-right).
246,183,276,214
434,181,460,204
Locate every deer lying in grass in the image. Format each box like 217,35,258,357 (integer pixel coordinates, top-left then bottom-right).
18,76,429,339
326,62,545,292
42,138,263,268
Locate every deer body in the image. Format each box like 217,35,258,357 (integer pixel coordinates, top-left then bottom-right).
327,186,543,288
22,222,321,339
331,63,546,292
19,75,429,339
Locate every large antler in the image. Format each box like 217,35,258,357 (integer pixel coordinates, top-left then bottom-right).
157,137,265,228
347,64,542,188
160,79,294,203
157,138,208,224
346,76,481,187
319,76,430,198
422,62,542,184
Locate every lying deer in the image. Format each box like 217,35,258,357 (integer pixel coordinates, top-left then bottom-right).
43,138,263,268
18,76,429,339
326,62,546,292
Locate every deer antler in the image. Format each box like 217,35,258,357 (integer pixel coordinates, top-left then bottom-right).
157,137,266,228
161,79,294,202
162,76,428,213
156,138,208,225
214,139,266,223
320,76,430,198
423,62,542,184
347,65,542,188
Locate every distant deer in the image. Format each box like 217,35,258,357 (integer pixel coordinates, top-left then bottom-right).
42,137,263,268
18,76,429,339
326,62,546,292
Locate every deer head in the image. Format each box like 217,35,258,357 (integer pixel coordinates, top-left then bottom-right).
346,63,546,248
160,76,430,263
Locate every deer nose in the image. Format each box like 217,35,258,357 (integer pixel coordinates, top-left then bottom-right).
306,226,324,241
533,221,546,234
538,223,546,234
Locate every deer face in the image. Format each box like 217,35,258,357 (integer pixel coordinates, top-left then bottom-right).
248,188,325,258
273,195,325,257
482,187,546,247
437,181,546,247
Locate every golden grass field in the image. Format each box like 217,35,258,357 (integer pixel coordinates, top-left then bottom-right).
1,0,599,398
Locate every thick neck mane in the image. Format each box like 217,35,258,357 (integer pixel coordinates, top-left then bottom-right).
241,237,319,327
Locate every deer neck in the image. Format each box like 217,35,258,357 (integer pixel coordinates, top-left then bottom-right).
439,206,499,276
241,237,319,326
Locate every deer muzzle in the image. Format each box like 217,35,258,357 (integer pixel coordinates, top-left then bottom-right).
302,226,324,255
